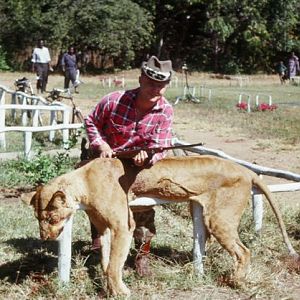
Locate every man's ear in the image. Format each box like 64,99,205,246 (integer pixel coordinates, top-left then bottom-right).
21,191,36,206
49,191,67,209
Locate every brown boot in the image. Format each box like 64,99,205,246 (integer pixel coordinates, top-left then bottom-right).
135,240,152,276
90,221,101,251
91,237,101,251
134,226,154,276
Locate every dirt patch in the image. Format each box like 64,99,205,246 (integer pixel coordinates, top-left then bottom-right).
0,187,34,204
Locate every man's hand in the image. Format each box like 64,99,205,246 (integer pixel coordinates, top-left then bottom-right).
132,150,148,166
97,143,114,158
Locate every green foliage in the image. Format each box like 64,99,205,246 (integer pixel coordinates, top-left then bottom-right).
71,0,154,68
0,150,76,187
0,45,10,70
0,0,299,72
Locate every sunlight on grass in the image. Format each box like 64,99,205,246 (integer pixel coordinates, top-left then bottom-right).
1,72,300,298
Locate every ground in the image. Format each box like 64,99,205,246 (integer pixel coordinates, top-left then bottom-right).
1,72,300,299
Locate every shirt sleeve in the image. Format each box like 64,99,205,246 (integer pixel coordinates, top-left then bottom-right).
149,104,174,164
31,49,37,63
61,54,65,67
84,94,112,149
45,48,51,63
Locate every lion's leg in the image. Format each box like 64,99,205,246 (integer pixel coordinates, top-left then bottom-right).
100,227,111,274
106,208,135,296
209,218,251,282
106,225,133,296
205,186,251,283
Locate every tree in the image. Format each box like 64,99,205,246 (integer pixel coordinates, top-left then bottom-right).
0,0,154,70
70,0,154,68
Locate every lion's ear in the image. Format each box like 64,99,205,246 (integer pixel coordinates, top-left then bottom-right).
21,191,37,206
49,191,67,209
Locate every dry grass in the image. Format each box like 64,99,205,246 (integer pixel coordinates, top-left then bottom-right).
1,70,300,153
0,201,299,299
1,71,300,298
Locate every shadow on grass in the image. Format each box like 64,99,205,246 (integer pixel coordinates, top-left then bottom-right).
126,245,193,270
0,238,58,283
1,237,193,285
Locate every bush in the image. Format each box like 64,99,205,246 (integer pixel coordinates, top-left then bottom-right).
0,45,11,71
0,150,77,187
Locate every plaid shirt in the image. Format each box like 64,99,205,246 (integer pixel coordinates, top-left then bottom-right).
85,88,173,164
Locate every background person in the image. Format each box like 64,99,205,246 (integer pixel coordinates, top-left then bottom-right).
61,45,79,93
31,39,52,93
276,61,287,84
288,52,299,80
84,55,174,275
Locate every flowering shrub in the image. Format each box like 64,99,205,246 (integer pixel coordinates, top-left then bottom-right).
236,102,248,111
256,103,278,111
236,102,278,112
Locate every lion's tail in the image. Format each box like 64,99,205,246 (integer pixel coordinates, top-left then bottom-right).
252,174,299,259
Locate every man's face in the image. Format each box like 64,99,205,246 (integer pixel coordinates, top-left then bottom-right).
38,40,44,48
139,74,169,102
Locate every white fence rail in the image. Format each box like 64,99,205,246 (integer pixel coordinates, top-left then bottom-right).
0,84,83,158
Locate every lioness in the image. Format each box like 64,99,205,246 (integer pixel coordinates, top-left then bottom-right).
22,156,299,297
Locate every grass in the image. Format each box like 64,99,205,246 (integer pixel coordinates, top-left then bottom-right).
0,200,299,299
1,71,300,298
1,71,300,153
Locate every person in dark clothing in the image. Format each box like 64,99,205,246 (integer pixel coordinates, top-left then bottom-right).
276,61,287,84
61,46,79,93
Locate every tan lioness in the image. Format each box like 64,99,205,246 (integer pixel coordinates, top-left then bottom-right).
22,156,299,297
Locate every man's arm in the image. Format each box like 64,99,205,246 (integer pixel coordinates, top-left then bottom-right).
84,95,111,150
31,49,37,72
61,54,66,72
45,47,53,71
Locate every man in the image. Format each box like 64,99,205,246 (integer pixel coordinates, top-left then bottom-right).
84,55,174,275
276,61,287,84
31,39,52,93
288,52,299,80
61,45,79,93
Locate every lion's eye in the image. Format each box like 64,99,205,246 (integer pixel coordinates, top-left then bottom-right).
47,214,60,225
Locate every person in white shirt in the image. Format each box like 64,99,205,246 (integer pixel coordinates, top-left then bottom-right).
31,39,52,93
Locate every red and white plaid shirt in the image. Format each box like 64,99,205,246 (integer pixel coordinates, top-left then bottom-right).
85,88,174,164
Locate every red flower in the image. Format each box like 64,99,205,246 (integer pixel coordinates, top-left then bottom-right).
257,103,278,111
236,102,248,110
235,102,278,112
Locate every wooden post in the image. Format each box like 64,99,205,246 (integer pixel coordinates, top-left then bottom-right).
208,88,212,101
252,174,264,232
58,215,74,283
49,111,57,141
0,89,6,148
11,93,17,120
62,108,70,148
192,201,206,276
21,95,28,126
32,108,39,127
252,193,263,232
0,106,6,149
24,131,32,159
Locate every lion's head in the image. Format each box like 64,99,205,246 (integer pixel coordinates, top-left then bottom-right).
22,187,75,240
